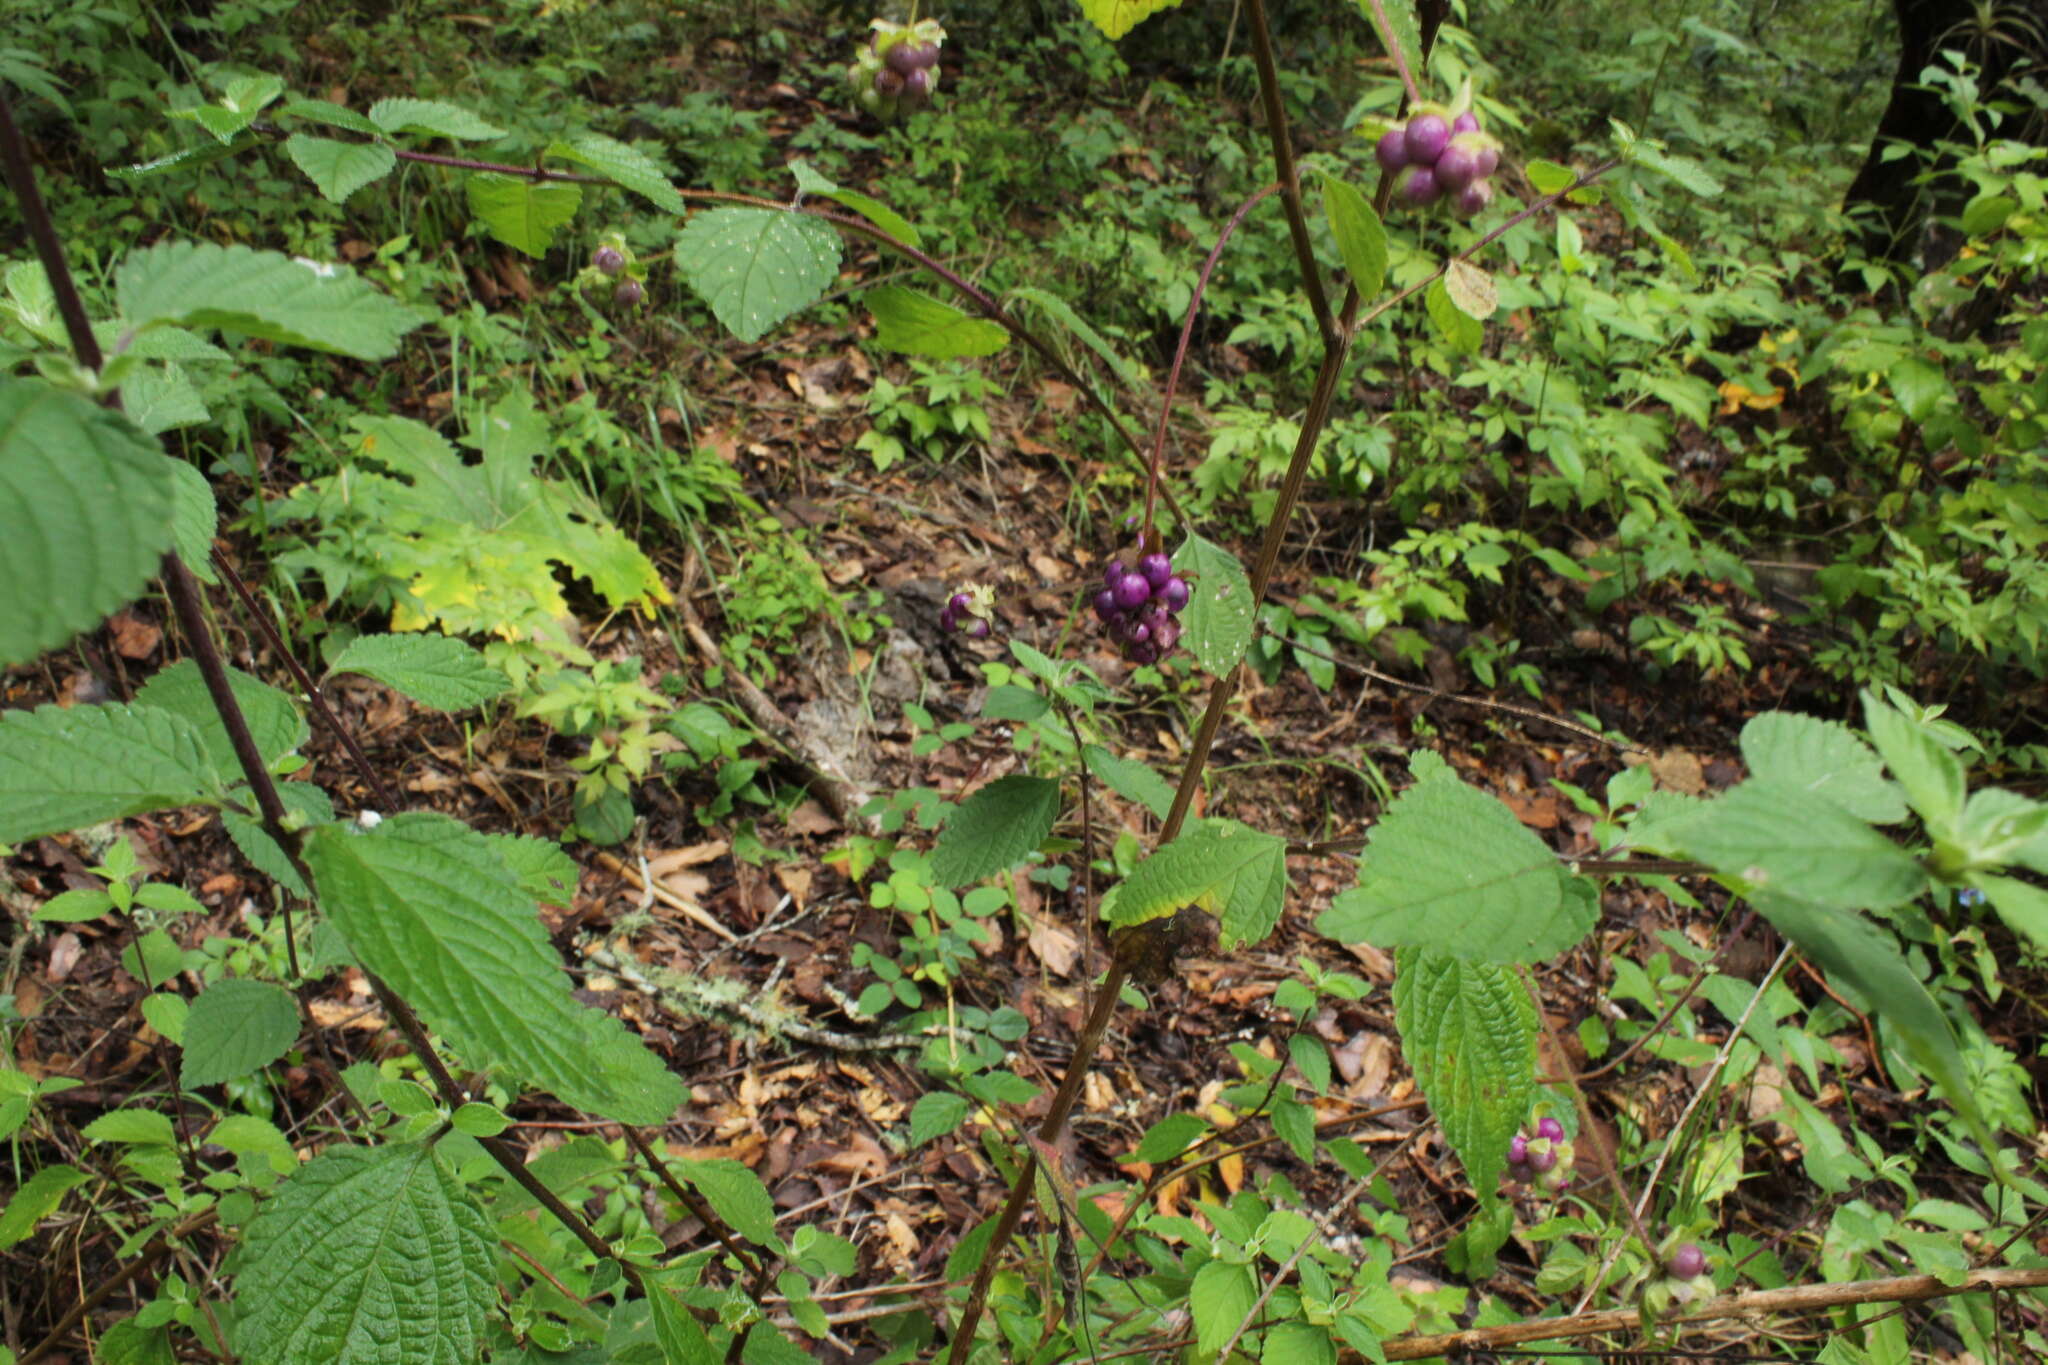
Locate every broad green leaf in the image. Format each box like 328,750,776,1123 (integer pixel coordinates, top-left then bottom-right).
34,888,114,922
277,99,380,135
909,1091,971,1145
673,207,842,344
181,978,300,1088
84,1108,178,1145
1393,948,1535,1202
743,1323,813,1365
1134,1111,1211,1163
121,362,210,435
981,684,1049,722
208,1114,297,1172
1190,1259,1257,1357
1076,0,1185,39
1974,874,2048,951
1443,259,1497,320
465,172,583,260
134,659,308,777
1674,779,1925,910
221,781,333,899
648,1284,720,1364
1886,358,1951,426
546,134,682,213
1109,819,1288,950
1263,1321,1336,1365
930,775,1061,886
789,159,923,247
92,1320,172,1365
1317,775,1587,963
1007,285,1143,389
1525,159,1576,196
284,133,397,203
1322,174,1387,299
305,814,684,1125
1740,711,1906,824
108,137,255,181
0,703,223,843
482,833,578,904
367,97,505,141
326,633,510,711
1749,893,1989,1150
0,379,177,667
1424,276,1483,353
1173,532,1254,676
1083,744,1174,821
1355,0,1424,82
864,284,1008,359
116,241,421,361
678,1158,777,1246
1861,689,1966,836
0,1164,89,1248
232,1143,494,1365
1630,145,1724,197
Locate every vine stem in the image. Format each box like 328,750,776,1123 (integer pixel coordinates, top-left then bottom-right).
1375,1265,2048,1361
1138,181,1281,549
1245,0,1337,350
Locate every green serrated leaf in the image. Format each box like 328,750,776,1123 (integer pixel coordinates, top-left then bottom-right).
1442,259,1497,320
84,1108,178,1146
0,379,177,668
909,1090,971,1146
678,1157,777,1246
546,134,682,213
1749,892,1991,1153
648,1284,720,1364
1355,0,1424,81
1739,712,1905,824
1110,819,1288,950
284,133,397,203
1860,690,1966,837
1322,174,1387,299
1076,0,1185,39
673,207,841,344
221,782,332,899
367,97,505,141
0,703,223,844
1525,159,1576,195
464,172,583,260
1394,947,1536,1202
482,832,578,905
930,775,1061,887
1173,532,1254,676
864,284,1008,359
1190,1259,1257,1357
276,99,381,135
134,658,308,777
1674,778,1924,910
181,978,300,1088
232,1143,494,1365
1083,744,1174,821
0,1164,89,1248
790,159,924,247
1007,285,1141,389
1424,276,1483,353
1317,774,1587,963
107,136,256,181
304,813,684,1124
1630,145,1724,197
121,362,210,435
116,241,421,361
1134,1111,1211,1163
326,633,510,711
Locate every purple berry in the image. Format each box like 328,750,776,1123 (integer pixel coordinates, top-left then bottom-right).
874,67,904,96
1160,577,1190,612
1669,1244,1708,1280
1139,553,1172,590
1127,622,1151,645
1536,1116,1564,1142
1153,618,1182,652
1526,1140,1557,1173
1375,128,1409,173
592,245,625,276
1456,179,1493,217
1404,114,1450,165
613,280,642,307
1093,588,1120,620
1433,142,1478,191
1105,560,1127,586
1473,142,1500,178
902,67,933,99
1508,1133,1528,1165
1113,573,1151,610
1129,642,1159,665
965,619,990,639
1400,166,1441,206
949,592,971,613
885,41,922,76
1452,111,1481,135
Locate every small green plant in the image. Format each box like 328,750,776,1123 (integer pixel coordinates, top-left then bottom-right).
855,361,998,471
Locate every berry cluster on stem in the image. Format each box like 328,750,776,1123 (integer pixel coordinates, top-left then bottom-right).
1375,102,1502,216
848,18,946,119
940,583,995,639
1091,550,1189,665
1506,1114,1573,1193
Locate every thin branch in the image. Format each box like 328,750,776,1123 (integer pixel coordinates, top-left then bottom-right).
1244,0,1336,347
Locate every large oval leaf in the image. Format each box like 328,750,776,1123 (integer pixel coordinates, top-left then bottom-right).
674,207,841,344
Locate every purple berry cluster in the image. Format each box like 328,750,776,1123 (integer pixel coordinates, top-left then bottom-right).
1375,106,1502,216
588,239,643,309
1645,1239,1716,1312
1506,1114,1572,1193
940,584,994,639
849,19,945,119
1092,552,1189,666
